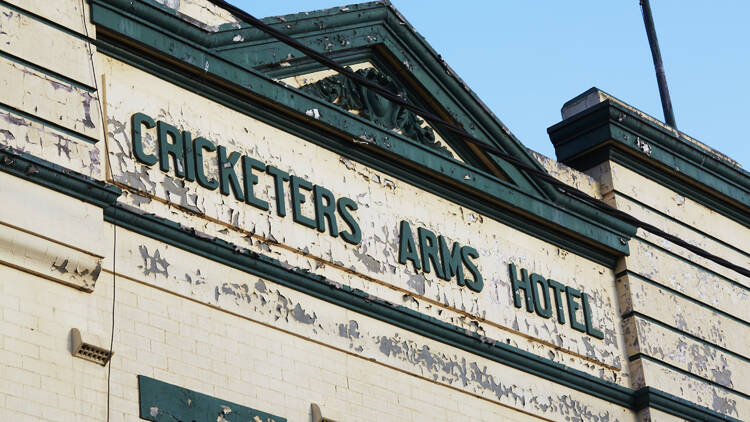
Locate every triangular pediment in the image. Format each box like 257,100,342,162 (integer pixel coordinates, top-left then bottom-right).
89,0,637,261
207,2,550,196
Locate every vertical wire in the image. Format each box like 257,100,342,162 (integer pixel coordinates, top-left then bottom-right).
77,1,117,420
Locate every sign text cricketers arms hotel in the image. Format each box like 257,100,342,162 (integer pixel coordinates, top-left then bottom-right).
0,0,747,421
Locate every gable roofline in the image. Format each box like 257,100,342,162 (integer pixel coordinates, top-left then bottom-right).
206,0,636,242
89,0,637,264
210,0,550,195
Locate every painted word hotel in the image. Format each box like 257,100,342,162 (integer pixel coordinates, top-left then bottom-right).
0,0,747,421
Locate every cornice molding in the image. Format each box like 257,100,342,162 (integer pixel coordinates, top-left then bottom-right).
548,98,750,228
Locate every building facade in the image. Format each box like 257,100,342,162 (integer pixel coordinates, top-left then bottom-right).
0,0,748,421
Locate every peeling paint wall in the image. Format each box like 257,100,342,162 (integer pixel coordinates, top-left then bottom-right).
594,160,750,419
1,0,748,421
102,53,630,386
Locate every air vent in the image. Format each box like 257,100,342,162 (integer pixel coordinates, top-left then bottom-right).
70,328,113,366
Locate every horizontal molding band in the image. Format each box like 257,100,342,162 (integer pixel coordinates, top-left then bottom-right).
0,49,96,92
104,203,636,407
632,237,749,293
0,101,100,145
616,270,750,327
0,0,90,42
0,147,120,208
613,189,750,260
550,99,750,202
621,311,750,365
608,147,750,230
629,353,748,400
633,387,740,422
0,132,738,422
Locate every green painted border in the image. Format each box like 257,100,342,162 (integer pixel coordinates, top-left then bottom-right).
547,100,750,229
87,0,636,265
633,387,741,422
95,35,621,267
0,147,738,421
0,146,120,207
138,375,286,422
204,0,641,242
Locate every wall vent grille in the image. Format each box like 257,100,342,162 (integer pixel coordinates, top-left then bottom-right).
70,328,112,366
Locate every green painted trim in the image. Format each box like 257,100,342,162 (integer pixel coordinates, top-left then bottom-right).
0,49,96,92
138,375,286,422
91,29,629,266
613,190,750,261
617,270,749,326
0,147,121,208
633,387,741,422
629,354,748,400
0,146,732,421
621,311,750,365
0,101,100,145
548,100,750,228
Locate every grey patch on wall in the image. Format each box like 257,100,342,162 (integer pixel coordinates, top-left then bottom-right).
338,320,360,340
138,245,170,277
81,93,97,129
407,272,427,296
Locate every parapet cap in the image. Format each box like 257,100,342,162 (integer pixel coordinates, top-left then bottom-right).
560,87,750,171
560,87,741,169
549,88,750,227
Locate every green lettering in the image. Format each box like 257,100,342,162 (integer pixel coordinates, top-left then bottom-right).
461,246,483,292
182,131,195,182
547,279,567,324
241,156,269,211
438,236,463,284
313,185,338,237
193,137,218,190
218,145,244,201
266,166,289,217
157,121,184,177
336,197,361,245
583,293,605,339
530,273,552,319
131,113,157,166
398,221,421,271
290,175,316,229
565,286,586,333
508,264,534,312
418,228,445,279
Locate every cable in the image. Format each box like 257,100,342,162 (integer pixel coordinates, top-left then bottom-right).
78,1,118,421
206,0,749,279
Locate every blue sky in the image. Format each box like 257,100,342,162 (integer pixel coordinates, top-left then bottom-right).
232,1,750,169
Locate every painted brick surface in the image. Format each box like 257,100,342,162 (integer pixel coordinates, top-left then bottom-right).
0,0,747,421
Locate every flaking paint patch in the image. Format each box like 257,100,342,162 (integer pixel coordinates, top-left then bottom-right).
138,245,170,277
